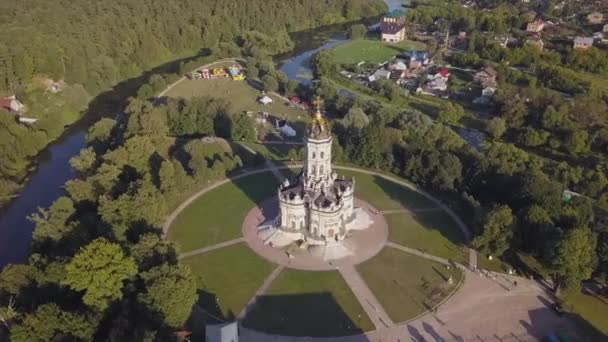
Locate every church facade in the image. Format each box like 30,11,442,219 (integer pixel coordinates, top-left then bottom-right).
277,105,355,242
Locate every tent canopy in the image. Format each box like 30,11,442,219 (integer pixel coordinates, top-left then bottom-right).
258,96,273,104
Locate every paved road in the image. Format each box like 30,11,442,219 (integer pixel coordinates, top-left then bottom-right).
337,263,395,330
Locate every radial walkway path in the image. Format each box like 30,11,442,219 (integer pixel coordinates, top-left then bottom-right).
337,263,394,330
379,207,442,215
387,242,466,270
177,238,245,260
238,265,285,319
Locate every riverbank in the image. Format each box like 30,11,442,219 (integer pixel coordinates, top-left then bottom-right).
0,8,391,268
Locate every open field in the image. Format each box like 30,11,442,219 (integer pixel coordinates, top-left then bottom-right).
242,270,374,336
163,77,309,124
338,169,437,210
167,172,278,252
182,243,275,319
386,212,467,264
358,247,463,323
331,39,427,65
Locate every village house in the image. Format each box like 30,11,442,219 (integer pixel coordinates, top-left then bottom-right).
587,12,604,24
472,86,497,106
482,87,496,97
474,66,498,88
573,36,594,49
422,68,450,93
368,68,391,82
526,19,545,33
0,95,24,114
381,10,406,42
401,51,429,69
389,60,407,71
206,322,238,342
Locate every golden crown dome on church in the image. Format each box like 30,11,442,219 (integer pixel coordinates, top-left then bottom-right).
308,96,331,140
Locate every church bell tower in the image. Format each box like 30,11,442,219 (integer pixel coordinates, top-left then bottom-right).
304,97,334,190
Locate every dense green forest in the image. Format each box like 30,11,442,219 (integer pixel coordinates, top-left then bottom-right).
0,0,387,207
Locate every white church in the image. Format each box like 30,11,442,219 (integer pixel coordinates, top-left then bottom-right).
256,100,374,258
277,106,356,243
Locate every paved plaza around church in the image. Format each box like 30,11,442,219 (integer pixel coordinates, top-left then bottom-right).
165,164,570,341
242,197,389,271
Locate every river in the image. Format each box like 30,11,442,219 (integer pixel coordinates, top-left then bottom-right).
0,0,405,268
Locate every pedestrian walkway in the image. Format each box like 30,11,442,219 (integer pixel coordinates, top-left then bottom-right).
337,264,394,329
379,207,441,215
265,159,284,181
178,237,245,259
387,242,466,270
238,265,285,319
468,246,478,269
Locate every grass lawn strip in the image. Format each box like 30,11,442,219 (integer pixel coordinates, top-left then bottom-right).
332,39,427,65
243,270,375,336
338,169,436,210
182,243,275,319
386,212,466,264
562,287,608,338
167,172,278,252
358,248,463,323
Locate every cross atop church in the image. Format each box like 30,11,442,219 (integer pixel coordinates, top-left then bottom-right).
313,96,324,118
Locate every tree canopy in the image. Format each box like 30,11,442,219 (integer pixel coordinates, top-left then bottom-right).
62,238,137,311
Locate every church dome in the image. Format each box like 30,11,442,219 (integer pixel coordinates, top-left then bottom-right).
308,97,331,140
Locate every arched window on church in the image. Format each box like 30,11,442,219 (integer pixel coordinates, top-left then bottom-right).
291,221,296,229
320,152,324,159
312,152,316,159
320,165,324,175
311,165,316,175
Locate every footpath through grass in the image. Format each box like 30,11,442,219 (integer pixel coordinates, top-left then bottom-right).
182,243,275,319
331,39,427,65
386,212,467,264
242,270,374,336
358,247,462,323
167,172,278,252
